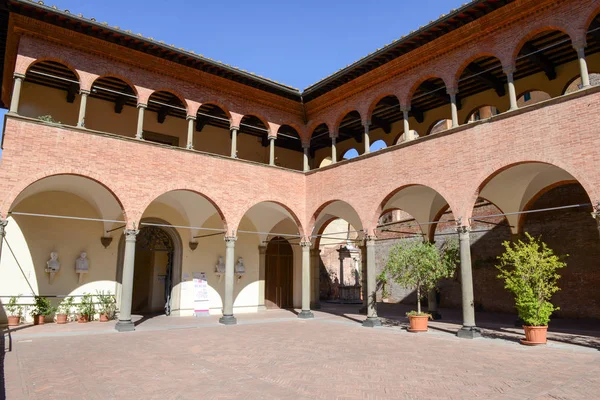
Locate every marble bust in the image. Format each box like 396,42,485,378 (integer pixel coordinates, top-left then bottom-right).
75,252,89,274
215,256,225,274
235,257,245,274
46,251,60,273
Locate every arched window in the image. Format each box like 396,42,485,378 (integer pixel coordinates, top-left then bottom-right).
342,148,359,160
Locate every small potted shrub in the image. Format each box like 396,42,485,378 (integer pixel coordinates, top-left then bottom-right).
6,295,23,326
96,290,116,322
379,239,458,332
76,293,95,323
56,296,74,324
31,295,54,325
496,233,566,345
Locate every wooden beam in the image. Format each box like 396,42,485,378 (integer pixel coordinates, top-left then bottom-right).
371,116,391,134
419,81,449,103
521,43,556,81
464,64,506,97
114,96,127,114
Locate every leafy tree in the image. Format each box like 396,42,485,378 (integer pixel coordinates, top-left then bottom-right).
496,233,566,326
379,239,459,316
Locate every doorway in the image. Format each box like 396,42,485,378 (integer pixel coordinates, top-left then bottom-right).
265,237,294,309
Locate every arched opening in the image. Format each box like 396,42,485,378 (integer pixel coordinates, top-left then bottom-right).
342,148,359,160
466,106,500,124
409,77,448,129
265,237,294,308
0,174,125,323
337,110,364,152
319,157,333,168
428,119,452,135
394,130,419,144
457,56,506,119
470,162,598,321
563,73,600,94
369,95,401,140
194,103,231,157
276,124,304,170
21,60,80,126
145,90,187,147
87,76,138,137
238,115,269,163
370,139,387,152
517,90,551,107
310,123,331,169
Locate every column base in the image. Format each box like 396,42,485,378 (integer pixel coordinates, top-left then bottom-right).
298,310,314,319
457,326,481,339
115,320,135,332
310,302,321,310
362,317,381,328
429,311,442,320
219,315,237,325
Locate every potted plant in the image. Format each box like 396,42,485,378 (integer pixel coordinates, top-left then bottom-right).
5,295,23,326
496,233,566,345
31,295,54,325
379,239,458,332
76,293,95,323
95,290,116,322
56,296,74,324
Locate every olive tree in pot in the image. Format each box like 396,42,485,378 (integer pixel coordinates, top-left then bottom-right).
6,295,24,326
31,295,54,325
55,296,74,324
496,233,566,345
96,290,116,322
76,293,95,323
379,239,459,332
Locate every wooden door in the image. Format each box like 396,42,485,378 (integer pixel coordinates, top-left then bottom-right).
265,238,294,309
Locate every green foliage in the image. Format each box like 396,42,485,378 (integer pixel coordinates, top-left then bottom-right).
31,295,54,316
95,290,116,318
57,296,74,315
77,293,95,317
379,239,459,314
496,233,566,327
406,311,432,319
6,295,23,317
37,115,61,124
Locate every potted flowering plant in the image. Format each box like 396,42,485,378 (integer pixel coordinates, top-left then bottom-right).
56,296,74,324
76,293,95,323
379,239,458,332
496,233,566,345
95,290,116,322
6,295,23,326
31,295,54,325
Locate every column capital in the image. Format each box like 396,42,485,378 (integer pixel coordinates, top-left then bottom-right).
591,202,600,223
363,120,371,129
329,131,338,139
401,106,411,113
13,72,25,80
258,244,267,254
503,65,516,76
137,103,147,109
225,236,237,244
572,40,587,52
80,89,91,95
364,234,377,245
268,135,276,141
0,219,8,237
302,141,310,150
186,115,196,121
124,229,139,241
447,88,459,96
230,125,239,131
300,240,312,248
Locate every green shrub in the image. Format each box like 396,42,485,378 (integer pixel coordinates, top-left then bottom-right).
95,290,116,319
31,295,54,316
6,295,23,317
77,293,95,317
496,233,566,326
57,296,74,315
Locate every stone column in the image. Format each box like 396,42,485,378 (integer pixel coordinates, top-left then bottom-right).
303,143,310,172
116,229,138,332
230,127,238,158
402,108,412,141
575,44,591,89
77,90,90,128
310,248,321,309
0,219,8,265
186,115,196,149
427,288,441,320
363,122,371,154
9,73,25,114
269,136,276,166
362,235,381,327
258,245,267,311
338,253,345,285
504,67,518,111
298,240,314,318
220,236,237,324
136,103,146,140
456,224,480,338
448,90,459,128
331,134,337,164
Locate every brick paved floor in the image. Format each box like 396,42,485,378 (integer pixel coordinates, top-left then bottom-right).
2,305,599,399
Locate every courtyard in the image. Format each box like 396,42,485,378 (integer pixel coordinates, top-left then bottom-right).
2,304,599,400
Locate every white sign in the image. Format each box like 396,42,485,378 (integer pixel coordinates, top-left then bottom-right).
193,272,209,316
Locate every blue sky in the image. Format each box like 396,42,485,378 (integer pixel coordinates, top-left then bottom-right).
0,0,466,151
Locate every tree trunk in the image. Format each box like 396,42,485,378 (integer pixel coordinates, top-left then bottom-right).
417,284,421,314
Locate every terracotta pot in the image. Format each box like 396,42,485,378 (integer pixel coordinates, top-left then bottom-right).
521,325,548,345
77,314,89,323
33,315,46,325
99,313,110,322
408,315,429,332
56,314,68,324
7,315,20,326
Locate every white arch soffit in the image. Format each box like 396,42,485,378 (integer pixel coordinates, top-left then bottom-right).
383,185,448,226
10,175,123,233
478,163,576,233
311,201,363,238
150,190,221,236
243,202,298,242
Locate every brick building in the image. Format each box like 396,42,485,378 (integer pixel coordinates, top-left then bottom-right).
0,0,599,337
